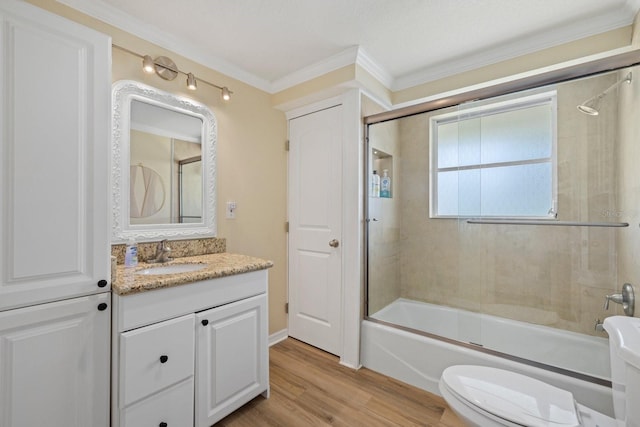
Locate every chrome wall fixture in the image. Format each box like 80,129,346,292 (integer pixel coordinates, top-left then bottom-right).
114,44,232,101
577,72,631,115
604,283,635,317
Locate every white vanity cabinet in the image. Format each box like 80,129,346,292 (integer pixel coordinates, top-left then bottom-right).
0,1,111,426
0,0,111,311
0,293,111,427
118,314,196,427
196,293,268,426
112,269,270,427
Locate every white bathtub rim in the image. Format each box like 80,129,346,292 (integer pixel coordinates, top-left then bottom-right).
369,297,610,381
360,319,614,417
372,297,609,345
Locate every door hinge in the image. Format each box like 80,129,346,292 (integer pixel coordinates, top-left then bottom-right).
285,221,289,232
285,140,290,151
285,302,289,313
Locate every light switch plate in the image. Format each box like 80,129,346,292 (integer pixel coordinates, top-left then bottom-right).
226,201,237,219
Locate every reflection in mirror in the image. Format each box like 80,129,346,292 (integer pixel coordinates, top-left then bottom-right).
112,80,217,242
179,156,202,223
130,99,202,225
130,164,165,220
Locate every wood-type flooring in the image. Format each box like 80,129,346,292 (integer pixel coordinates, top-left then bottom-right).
217,338,465,427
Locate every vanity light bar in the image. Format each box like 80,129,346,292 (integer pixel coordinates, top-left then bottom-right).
113,44,233,101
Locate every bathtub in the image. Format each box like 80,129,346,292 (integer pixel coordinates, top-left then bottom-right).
361,298,614,417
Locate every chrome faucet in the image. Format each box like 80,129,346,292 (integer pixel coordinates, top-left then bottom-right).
604,293,624,310
151,239,172,263
604,283,635,316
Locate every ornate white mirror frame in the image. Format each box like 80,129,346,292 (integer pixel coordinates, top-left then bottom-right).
112,80,217,242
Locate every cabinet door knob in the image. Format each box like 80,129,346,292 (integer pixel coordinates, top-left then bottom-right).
201,319,209,326
97,279,108,288
159,355,168,363
159,423,168,427
97,303,108,311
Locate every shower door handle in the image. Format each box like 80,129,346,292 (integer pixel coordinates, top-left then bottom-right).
329,239,340,248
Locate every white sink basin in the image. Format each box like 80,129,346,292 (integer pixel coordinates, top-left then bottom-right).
135,263,207,275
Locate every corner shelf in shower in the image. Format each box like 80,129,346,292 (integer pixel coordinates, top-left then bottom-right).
466,219,629,227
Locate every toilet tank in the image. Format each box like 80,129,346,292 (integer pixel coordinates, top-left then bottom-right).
603,316,640,426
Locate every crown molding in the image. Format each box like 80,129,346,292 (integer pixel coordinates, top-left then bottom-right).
57,0,394,94
270,46,360,93
355,47,394,89
393,6,638,91
56,0,640,96
270,45,395,94
386,45,640,117
56,0,273,92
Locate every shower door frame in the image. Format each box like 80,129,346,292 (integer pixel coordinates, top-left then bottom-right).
363,48,640,388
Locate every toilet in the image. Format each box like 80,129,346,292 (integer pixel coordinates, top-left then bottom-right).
439,316,640,427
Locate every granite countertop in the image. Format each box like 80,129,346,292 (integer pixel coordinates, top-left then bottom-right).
112,253,273,296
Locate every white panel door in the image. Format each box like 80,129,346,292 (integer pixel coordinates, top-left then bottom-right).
0,0,111,311
0,293,111,427
195,294,268,427
288,105,343,355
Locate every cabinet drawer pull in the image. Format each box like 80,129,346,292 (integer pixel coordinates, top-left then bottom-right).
97,279,108,287
201,319,209,326
159,355,168,364
97,303,108,311
159,423,168,427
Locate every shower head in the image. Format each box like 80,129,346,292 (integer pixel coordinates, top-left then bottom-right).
577,72,632,116
577,96,602,116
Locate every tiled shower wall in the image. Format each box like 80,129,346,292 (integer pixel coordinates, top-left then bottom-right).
368,67,639,335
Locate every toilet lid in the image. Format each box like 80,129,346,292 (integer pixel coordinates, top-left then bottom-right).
441,365,580,427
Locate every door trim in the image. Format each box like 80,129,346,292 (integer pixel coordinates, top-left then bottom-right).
285,90,363,368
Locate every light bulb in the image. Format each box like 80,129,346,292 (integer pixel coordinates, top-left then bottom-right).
142,55,155,74
221,87,231,101
186,73,197,90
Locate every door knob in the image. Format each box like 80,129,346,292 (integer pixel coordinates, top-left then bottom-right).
329,239,339,248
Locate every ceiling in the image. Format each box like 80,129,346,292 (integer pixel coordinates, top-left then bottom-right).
58,0,640,94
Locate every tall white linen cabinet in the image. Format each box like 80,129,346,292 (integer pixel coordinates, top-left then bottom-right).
0,1,112,427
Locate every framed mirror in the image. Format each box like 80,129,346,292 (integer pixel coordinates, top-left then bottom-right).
112,80,217,242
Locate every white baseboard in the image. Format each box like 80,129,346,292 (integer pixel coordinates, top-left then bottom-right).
269,329,288,346
339,359,362,370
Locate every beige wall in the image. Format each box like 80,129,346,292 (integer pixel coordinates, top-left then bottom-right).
26,0,289,334
24,0,640,339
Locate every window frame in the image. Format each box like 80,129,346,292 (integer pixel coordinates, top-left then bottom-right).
429,90,558,219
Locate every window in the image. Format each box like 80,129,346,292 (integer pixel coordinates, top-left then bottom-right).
430,91,557,218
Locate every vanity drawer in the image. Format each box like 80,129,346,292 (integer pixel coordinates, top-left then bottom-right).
121,377,194,427
120,313,195,406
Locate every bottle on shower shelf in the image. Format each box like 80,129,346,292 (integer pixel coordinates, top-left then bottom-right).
380,169,391,198
371,170,380,197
